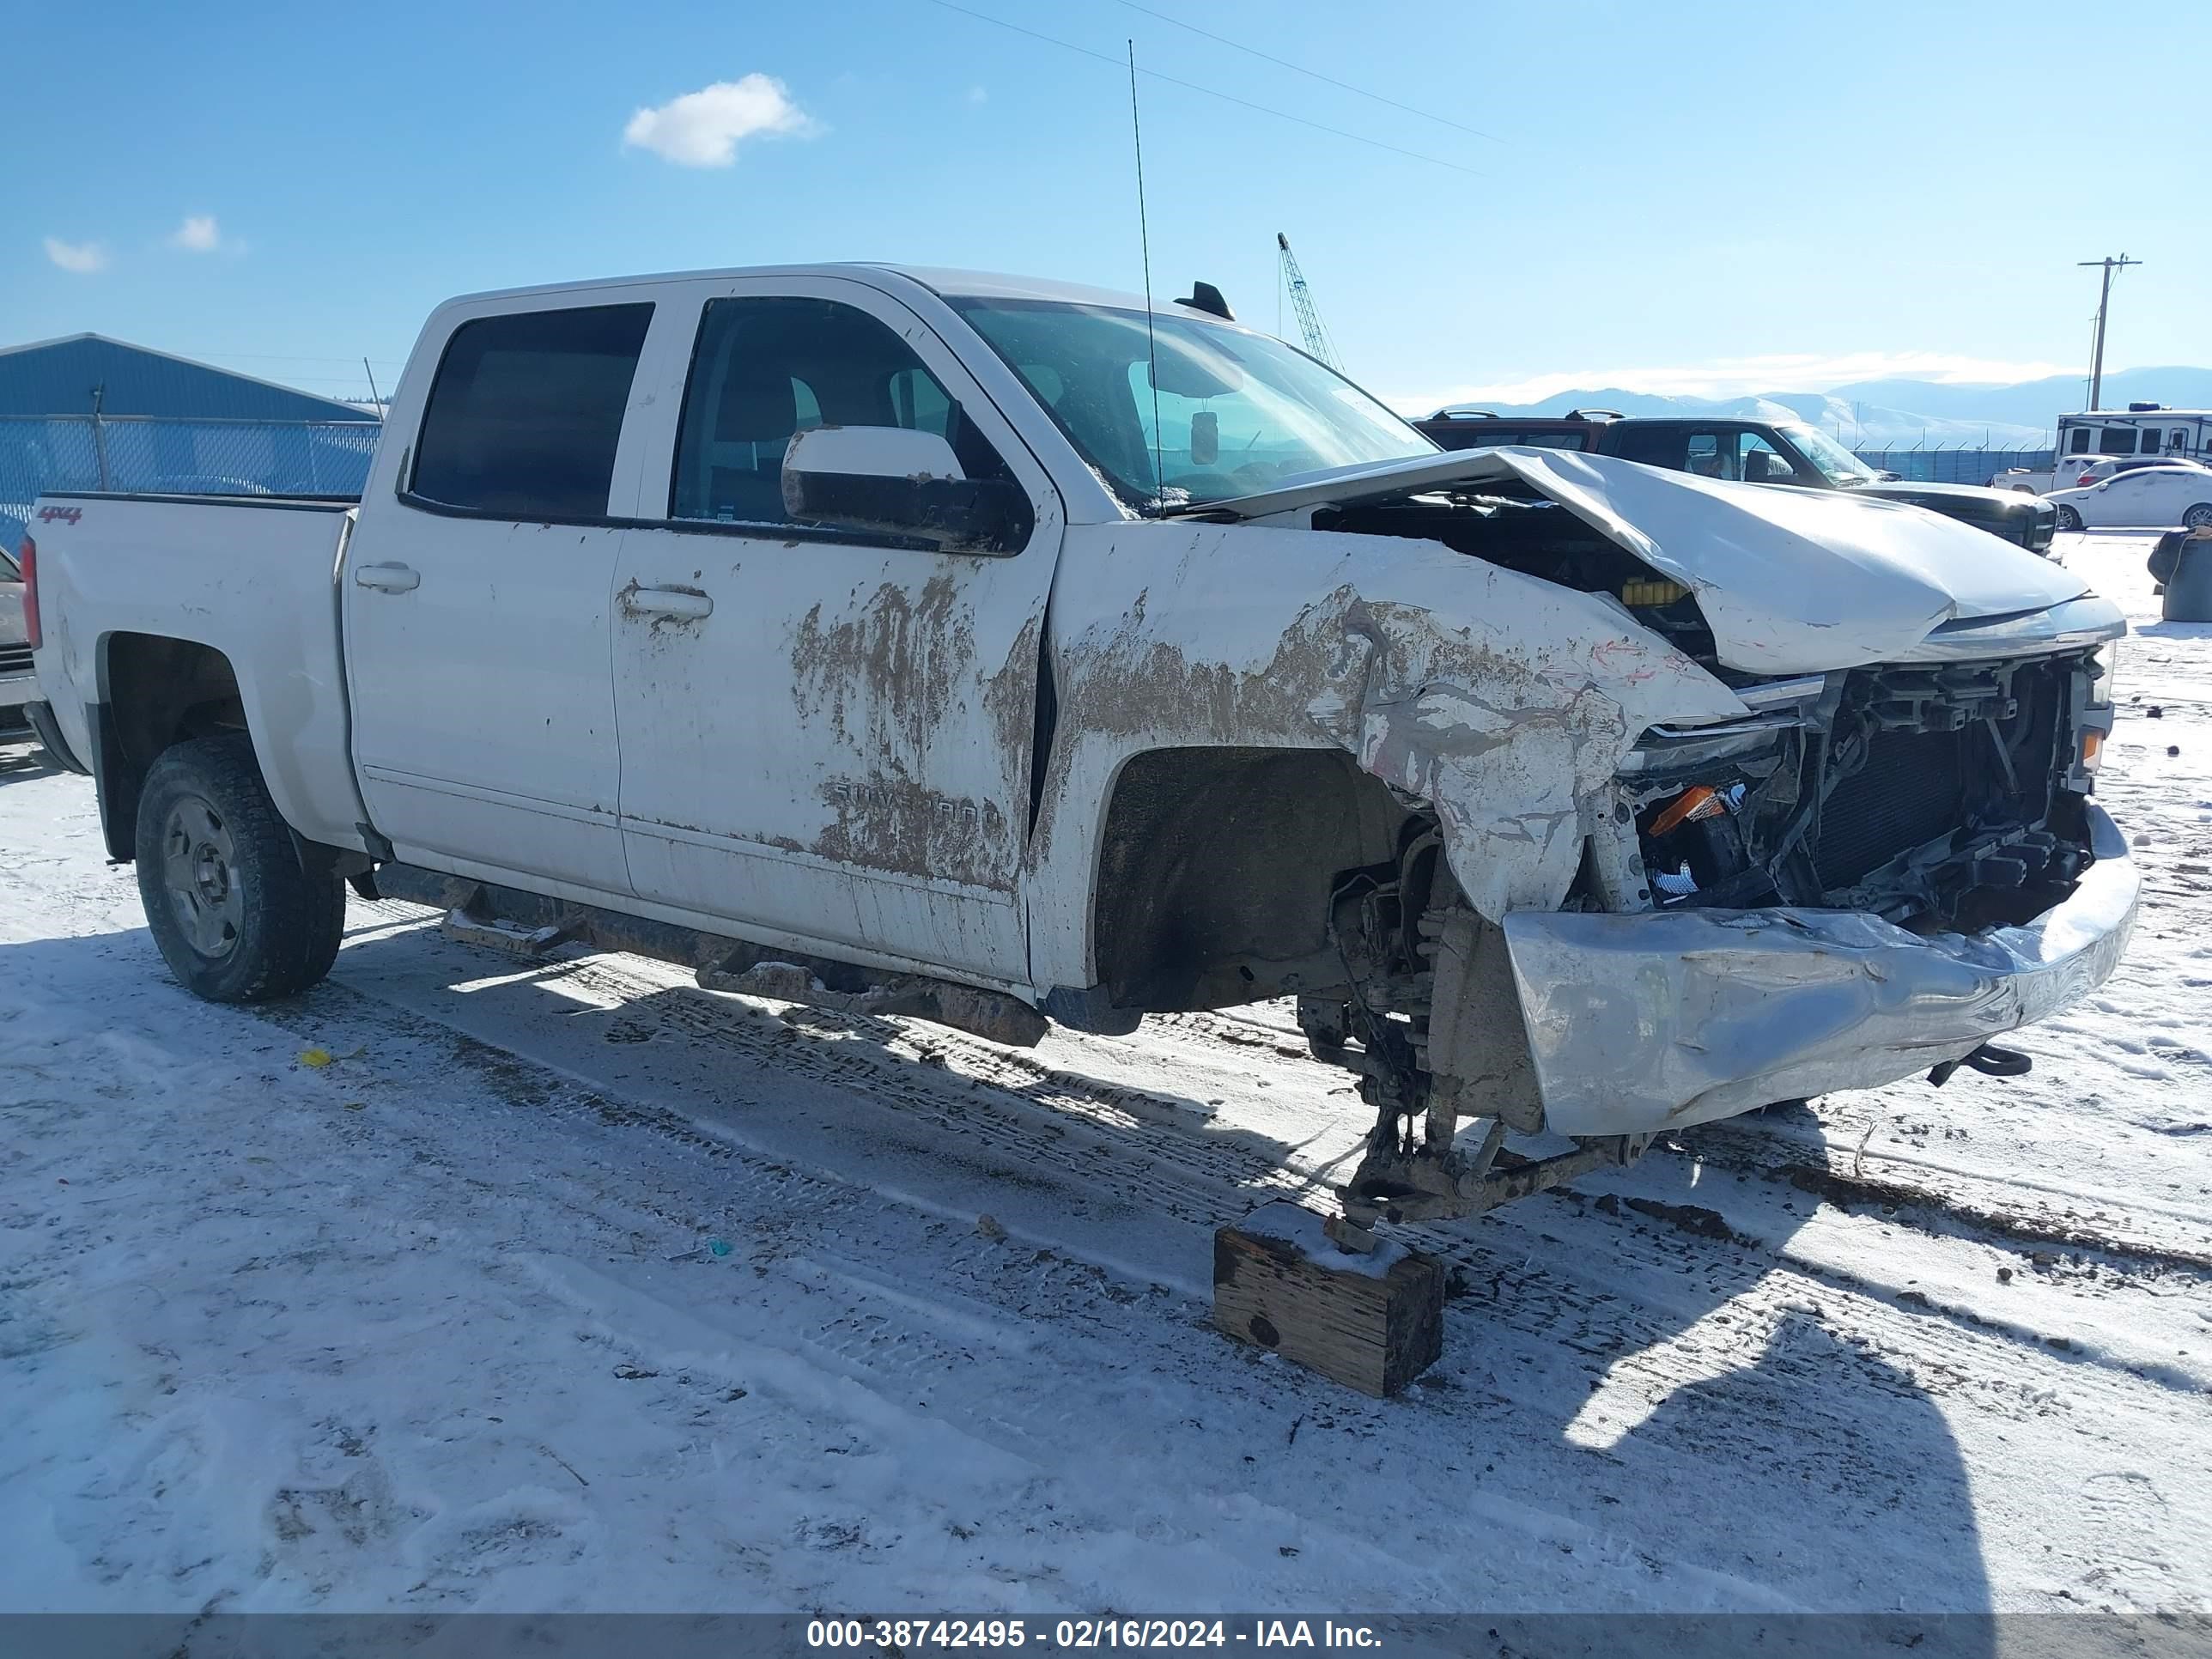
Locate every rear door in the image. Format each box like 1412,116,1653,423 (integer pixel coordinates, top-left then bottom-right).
343,296,655,893
608,276,1064,985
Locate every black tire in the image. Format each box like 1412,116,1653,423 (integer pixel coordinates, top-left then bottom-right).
2055,504,2083,532
2184,502,2212,531
135,734,346,1002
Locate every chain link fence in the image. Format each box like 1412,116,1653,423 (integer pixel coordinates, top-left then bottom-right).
1850,447,2055,486
1,414,381,549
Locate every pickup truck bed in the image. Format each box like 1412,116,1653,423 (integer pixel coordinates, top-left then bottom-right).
27,492,370,861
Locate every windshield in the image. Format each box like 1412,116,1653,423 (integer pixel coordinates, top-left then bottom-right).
949,298,1434,508
1778,422,1881,486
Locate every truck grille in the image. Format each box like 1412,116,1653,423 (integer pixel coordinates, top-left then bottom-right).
0,643,32,677
1815,726,1970,888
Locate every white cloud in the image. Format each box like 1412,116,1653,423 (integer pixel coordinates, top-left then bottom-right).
43,237,107,274
622,75,817,167
169,214,222,252
1388,349,2081,415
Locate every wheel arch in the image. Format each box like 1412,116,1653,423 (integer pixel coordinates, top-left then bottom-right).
92,631,251,861
1086,744,1413,1014
88,629,368,868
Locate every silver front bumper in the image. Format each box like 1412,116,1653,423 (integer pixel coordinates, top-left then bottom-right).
1502,803,2139,1135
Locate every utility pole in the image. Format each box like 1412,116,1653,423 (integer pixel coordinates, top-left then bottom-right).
2077,254,2141,410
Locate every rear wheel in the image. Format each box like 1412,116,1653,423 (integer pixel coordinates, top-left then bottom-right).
2055,504,2083,532
135,735,346,1002
2184,502,2212,530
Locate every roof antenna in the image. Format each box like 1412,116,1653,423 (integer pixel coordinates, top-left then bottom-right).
1127,39,1164,514
362,356,384,414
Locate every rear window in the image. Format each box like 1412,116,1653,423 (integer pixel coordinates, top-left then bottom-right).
410,303,653,519
1486,428,1590,449
2096,427,2138,455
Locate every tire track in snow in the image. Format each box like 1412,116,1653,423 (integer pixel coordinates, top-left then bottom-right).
328,906,2209,1439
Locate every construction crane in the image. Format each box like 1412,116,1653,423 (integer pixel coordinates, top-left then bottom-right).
1276,233,1341,371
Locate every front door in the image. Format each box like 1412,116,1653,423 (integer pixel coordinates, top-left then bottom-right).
609,278,1063,985
343,298,656,895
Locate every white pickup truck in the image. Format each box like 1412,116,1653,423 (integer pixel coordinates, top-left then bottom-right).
21,264,2139,1229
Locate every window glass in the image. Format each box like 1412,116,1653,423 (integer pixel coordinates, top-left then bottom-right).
2140,430,2161,453
889,368,951,436
1602,427,1689,469
0,550,19,582
2097,427,2137,454
2068,428,2092,454
1776,422,1880,485
1463,427,1590,450
950,297,1430,507
670,296,1010,526
1019,363,1066,406
410,304,653,519
1736,431,1800,483
2173,430,2189,453
1684,433,1728,478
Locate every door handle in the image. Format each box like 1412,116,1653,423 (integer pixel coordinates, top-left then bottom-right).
353,562,421,592
626,586,714,621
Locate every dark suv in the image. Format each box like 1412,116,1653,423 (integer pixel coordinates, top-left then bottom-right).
1414,410,2058,555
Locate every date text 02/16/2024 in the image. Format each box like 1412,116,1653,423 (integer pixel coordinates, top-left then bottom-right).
805,1617,1384,1650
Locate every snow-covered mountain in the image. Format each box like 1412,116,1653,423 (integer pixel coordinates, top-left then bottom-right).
1420,366,2212,450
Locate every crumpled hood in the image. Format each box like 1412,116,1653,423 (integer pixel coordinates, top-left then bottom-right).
1211,447,2093,676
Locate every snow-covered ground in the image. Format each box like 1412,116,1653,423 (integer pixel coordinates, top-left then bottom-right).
2,534,2207,1616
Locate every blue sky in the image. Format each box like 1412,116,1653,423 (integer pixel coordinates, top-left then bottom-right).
13,0,2209,412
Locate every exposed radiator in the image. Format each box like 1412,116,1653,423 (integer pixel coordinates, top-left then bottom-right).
1815,726,1970,889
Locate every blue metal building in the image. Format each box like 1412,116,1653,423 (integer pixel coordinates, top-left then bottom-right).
0,333,371,421
0,335,381,545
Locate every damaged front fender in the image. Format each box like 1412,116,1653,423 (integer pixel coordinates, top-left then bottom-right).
1304,591,1744,919
1026,521,1748,983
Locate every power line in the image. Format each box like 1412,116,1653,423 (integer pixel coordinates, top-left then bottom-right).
919,0,1482,175
1114,0,1498,143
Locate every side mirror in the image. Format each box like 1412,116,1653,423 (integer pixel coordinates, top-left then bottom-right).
781,426,1030,551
